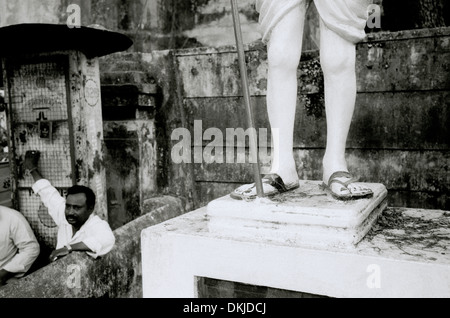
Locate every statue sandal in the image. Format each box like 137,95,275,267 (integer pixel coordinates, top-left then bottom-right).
320,171,373,201
230,174,299,201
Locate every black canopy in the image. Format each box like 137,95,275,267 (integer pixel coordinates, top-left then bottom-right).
0,23,133,58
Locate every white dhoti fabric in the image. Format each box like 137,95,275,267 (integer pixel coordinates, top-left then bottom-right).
256,0,373,44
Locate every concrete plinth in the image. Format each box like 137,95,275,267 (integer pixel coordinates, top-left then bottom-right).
141,207,450,298
207,181,388,249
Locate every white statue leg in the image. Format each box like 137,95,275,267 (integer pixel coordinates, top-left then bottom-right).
230,3,307,200
319,19,371,196
266,4,307,185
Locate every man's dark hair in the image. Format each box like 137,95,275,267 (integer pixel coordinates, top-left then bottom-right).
67,185,96,210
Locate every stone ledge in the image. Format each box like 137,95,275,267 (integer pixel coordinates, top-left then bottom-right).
141,206,450,298
363,26,450,43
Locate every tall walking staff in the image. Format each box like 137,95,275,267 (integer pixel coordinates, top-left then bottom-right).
230,0,264,198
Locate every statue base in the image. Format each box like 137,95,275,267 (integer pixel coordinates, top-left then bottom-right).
207,180,388,249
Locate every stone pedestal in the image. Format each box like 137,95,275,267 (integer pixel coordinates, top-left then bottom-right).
141,206,450,298
207,181,388,249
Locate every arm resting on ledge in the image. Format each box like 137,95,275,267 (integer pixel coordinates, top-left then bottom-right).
49,242,94,262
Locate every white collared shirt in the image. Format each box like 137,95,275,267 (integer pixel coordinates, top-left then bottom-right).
32,179,115,259
0,206,40,277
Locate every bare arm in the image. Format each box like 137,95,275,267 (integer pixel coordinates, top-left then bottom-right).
24,151,66,225
49,242,95,262
29,168,44,182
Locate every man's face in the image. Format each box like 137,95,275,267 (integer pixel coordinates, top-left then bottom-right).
65,193,92,229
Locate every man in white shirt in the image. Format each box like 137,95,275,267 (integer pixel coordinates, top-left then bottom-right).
24,151,115,262
0,206,40,286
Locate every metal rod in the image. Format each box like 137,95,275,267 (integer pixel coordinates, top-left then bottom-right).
230,0,264,198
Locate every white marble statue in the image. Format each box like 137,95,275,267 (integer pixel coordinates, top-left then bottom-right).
231,0,375,201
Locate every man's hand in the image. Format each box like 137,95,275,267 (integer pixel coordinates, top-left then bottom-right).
23,150,44,182
48,243,94,262
49,247,70,263
23,150,41,171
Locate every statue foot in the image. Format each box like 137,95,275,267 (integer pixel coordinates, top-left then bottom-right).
230,174,300,201
321,171,373,201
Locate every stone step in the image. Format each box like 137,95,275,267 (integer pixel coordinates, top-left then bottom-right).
207,180,388,249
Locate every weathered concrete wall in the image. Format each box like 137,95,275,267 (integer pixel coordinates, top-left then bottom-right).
100,63,160,229
183,0,261,48
103,119,156,230
99,50,198,213
0,0,61,26
0,195,185,298
170,27,450,210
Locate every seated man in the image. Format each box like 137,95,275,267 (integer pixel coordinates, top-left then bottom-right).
0,206,40,287
24,151,115,262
